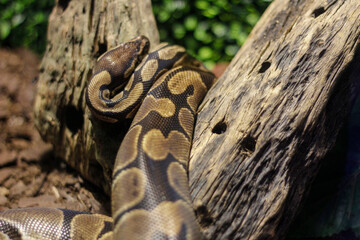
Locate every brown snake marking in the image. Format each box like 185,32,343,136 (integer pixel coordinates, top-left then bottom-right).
0,36,216,240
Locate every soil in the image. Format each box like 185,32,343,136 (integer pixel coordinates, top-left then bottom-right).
0,48,110,215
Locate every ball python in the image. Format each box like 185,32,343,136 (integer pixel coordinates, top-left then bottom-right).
0,36,216,240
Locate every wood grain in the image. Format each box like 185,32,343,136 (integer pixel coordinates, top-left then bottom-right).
189,0,360,239
33,0,159,194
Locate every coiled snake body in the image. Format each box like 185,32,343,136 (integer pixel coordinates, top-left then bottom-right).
0,36,216,240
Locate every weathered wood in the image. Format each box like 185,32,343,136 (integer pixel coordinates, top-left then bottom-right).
33,0,159,193
34,0,360,239
189,0,360,239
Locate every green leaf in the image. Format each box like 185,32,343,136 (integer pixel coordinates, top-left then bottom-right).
211,23,227,37
195,0,209,10
198,46,213,59
246,13,260,26
158,10,171,23
229,21,241,38
225,45,239,57
213,38,224,50
184,16,197,31
2,7,14,20
236,31,248,46
203,6,220,18
194,22,212,43
173,24,186,39
34,12,45,24
185,37,198,50
0,21,11,39
213,0,228,9
12,14,25,27
13,1,25,13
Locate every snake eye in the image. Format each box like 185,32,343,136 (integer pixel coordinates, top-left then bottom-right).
137,36,150,55
134,36,150,65
143,40,150,53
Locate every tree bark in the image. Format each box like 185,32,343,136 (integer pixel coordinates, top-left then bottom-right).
189,0,360,239
33,0,360,239
33,0,159,193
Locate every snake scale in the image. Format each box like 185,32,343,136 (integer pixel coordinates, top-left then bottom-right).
0,36,216,240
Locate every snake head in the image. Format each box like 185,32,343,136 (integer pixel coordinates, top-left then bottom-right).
86,36,150,122
93,36,150,92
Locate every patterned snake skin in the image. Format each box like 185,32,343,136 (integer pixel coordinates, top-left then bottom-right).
0,36,216,240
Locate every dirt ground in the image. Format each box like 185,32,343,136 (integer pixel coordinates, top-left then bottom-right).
0,48,110,215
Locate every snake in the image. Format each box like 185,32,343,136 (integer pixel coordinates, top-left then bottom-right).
0,36,216,240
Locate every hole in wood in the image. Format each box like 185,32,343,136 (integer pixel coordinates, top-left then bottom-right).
212,120,227,134
65,105,84,133
312,7,325,18
58,0,70,11
241,135,256,152
196,205,213,227
258,61,271,73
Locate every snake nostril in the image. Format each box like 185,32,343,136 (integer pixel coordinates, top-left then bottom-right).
64,105,84,133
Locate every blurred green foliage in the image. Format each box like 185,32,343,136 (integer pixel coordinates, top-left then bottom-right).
0,0,54,54
152,0,272,67
0,0,272,63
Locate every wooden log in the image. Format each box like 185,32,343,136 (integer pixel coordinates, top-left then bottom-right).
33,0,360,239
189,0,360,239
33,0,159,193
